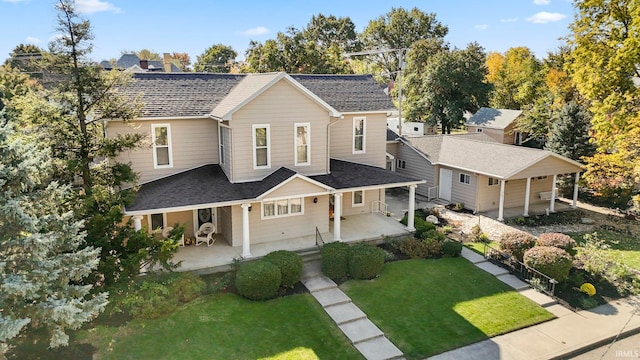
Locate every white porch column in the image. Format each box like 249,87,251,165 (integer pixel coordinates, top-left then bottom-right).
498,180,506,221
572,172,580,209
407,185,416,231
550,174,557,213
241,204,251,258
133,215,143,231
333,193,342,241
523,177,531,217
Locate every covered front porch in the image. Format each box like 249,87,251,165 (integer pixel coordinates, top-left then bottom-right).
171,212,410,273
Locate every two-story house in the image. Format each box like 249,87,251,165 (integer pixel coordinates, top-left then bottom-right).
109,72,424,262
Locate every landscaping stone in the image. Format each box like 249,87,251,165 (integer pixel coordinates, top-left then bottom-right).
581,217,595,224
425,215,440,224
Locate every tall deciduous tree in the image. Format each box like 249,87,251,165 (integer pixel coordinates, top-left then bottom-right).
568,0,640,192
0,111,108,352
11,0,178,287
170,52,191,72
360,7,448,80
194,44,237,73
404,41,490,133
486,47,542,110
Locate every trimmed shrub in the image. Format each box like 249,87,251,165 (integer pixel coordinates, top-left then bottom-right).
499,232,537,261
264,250,303,288
348,243,385,279
235,260,281,301
166,272,205,303
399,237,429,258
523,246,573,283
414,220,436,239
442,240,463,257
321,242,351,282
537,233,577,253
423,238,443,257
420,229,446,242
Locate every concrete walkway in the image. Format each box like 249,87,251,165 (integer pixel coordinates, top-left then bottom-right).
429,248,640,359
301,261,404,360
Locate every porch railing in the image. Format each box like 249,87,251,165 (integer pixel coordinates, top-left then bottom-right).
371,200,388,215
483,242,558,296
315,227,324,248
427,186,439,201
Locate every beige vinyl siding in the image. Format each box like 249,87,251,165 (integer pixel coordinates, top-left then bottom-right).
386,141,399,159
219,125,232,179
509,156,582,179
341,189,380,216
476,176,554,211
502,122,517,144
263,178,327,199
449,168,478,211
229,196,328,246
166,210,195,238
329,114,387,168
467,126,509,144
395,144,436,197
109,118,219,184
229,80,329,182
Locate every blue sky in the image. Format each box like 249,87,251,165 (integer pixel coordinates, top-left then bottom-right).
0,0,575,64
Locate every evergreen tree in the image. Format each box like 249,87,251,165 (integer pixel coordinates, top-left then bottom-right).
0,111,108,353
545,102,595,161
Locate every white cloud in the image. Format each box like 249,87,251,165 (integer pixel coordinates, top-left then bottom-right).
533,0,551,5
500,18,519,23
526,12,566,24
74,0,121,14
25,36,41,44
241,26,269,36
1,0,28,3
474,24,489,30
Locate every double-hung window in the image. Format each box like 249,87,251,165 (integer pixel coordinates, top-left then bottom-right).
459,173,471,185
353,117,366,153
488,177,500,186
152,124,172,168
295,123,310,166
262,197,304,219
253,124,270,169
352,190,364,207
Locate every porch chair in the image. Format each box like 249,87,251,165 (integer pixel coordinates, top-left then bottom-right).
196,222,216,247
162,226,185,247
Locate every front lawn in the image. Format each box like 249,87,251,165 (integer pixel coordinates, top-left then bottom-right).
341,258,554,359
77,292,362,360
584,229,640,270
464,241,498,255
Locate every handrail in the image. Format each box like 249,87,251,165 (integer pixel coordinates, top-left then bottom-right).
371,200,388,215
315,227,324,248
483,242,558,296
428,186,439,201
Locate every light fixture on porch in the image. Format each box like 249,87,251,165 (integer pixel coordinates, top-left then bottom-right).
248,205,252,212
313,197,318,203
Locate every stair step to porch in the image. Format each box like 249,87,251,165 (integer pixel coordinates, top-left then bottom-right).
312,287,352,308
339,318,384,344
301,275,337,293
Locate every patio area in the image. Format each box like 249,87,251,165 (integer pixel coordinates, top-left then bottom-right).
172,212,410,274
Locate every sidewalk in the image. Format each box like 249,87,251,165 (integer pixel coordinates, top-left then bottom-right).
429,248,640,360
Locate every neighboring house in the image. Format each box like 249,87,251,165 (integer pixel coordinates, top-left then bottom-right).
109,72,424,259
466,107,526,145
100,53,182,73
387,134,583,221
386,118,437,137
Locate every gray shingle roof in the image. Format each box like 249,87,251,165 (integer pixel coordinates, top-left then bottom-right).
405,136,582,179
127,160,422,213
386,128,399,141
466,107,523,129
123,72,395,118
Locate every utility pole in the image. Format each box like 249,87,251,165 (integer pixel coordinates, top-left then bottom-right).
344,48,407,136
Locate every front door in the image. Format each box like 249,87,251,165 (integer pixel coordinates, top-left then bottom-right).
196,207,216,231
439,168,452,201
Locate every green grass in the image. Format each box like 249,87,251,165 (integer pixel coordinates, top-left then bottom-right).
573,229,640,270
464,241,499,255
76,292,362,360
341,258,554,359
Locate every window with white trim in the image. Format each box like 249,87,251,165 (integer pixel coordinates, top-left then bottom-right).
262,197,304,219
488,177,500,186
253,124,270,169
397,159,406,169
150,213,165,230
152,124,172,168
295,123,310,166
353,117,366,153
459,173,471,184
219,126,228,165
352,190,364,207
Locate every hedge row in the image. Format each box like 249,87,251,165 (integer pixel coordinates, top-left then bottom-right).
321,242,385,282
235,250,303,301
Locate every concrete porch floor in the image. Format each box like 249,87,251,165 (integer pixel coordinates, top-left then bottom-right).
171,212,410,274
480,200,573,219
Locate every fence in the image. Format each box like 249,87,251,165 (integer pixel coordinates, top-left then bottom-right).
483,242,558,296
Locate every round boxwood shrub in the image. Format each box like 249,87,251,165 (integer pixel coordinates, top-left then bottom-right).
523,246,573,283
537,233,577,253
414,220,436,239
235,260,281,301
442,240,463,257
321,242,351,282
264,250,303,288
348,243,385,279
499,232,537,261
